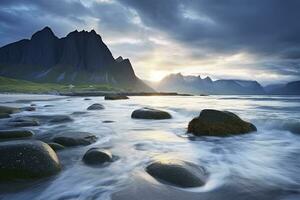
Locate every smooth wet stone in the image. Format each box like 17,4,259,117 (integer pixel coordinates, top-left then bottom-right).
188,109,257,136
44,105,54,107
0,106,20,114
8,117,39,127
131,107,171,120
0,106,20,118
72,111,88,115
47,142,65,151
102,120,115,123
84,98,91,101
146,159,207,188
82,148,112,165
0,130,34,139
0,140,61,179
21,106,36,112
52,132,97,147
87,103,104,110
48,115,73,123
104,95,129,100
0,113,10,119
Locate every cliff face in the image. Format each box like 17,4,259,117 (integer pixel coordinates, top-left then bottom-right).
0,27,153,92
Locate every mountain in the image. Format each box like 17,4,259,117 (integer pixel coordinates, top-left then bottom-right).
266,81,300,95
153,73,266,95
0,27,153,92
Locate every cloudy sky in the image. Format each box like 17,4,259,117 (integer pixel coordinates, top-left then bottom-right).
0,0,300,85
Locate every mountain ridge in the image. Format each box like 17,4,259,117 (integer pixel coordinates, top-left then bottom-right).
0,27,153,92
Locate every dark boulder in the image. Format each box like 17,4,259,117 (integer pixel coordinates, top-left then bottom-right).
0,130,34,139
48,115,73,123
104,95,129,100
0,140,61,179
146,159,207,188
0,106,20,118
8,117,39,127
47,142,65,151
52,132,97,147
188,109,257,136
82,148,112,165
22,107,36,112
131,107,171,120
87,103,104,110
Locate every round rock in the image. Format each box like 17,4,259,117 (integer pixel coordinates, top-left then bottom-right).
52,132,97,147
104,95,129,100
87,103,104,110
131,107,171,120
0,140,61,179
47,142,65,151
0,129,34,139
8,117,39,127
146,159,207,188
82,148,112,165
188,109,257,136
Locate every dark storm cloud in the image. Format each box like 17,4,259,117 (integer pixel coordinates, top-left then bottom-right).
0,0,299,82
118,0,300,57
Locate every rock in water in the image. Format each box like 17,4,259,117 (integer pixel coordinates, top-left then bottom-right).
104,95,129,100
48,115,73,123
0,140,61,179
131,107,171,120
8,117,39,127
82,148,112,165
87,103,104,110
0,130,34,139
47,142,65,151
188,109,257,136
0,106,20,118
146,159,207,188
52,132,97,146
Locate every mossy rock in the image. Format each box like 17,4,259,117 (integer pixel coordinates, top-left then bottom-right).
0,129,34,139
0,140,61,180
131,107,171,120
188,109,257,136
146,159,207,188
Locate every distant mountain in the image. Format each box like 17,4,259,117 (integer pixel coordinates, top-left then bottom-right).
153,73,266,95
0,27,153,92
266,81,300,95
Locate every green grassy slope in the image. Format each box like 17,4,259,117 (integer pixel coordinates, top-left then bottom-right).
0,76,119,93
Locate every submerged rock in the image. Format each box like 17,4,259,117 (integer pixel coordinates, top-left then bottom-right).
0,129,34,139
48,115,73,123
22,106,36,112
104,95,129,100
8,117,39,127
102,120,115,123
131,108,171,120
146,159,207,188
47,142,65,151
82,148,112,165
188,109,257,136
87,103,104,110
84,98,91,101
0,106,20,118
52,132,97,147
0,140,61,179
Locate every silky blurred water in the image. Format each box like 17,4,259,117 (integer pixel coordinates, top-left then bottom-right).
0,94,300,200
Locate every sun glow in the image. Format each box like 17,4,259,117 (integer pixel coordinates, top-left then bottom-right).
148,70,167,82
